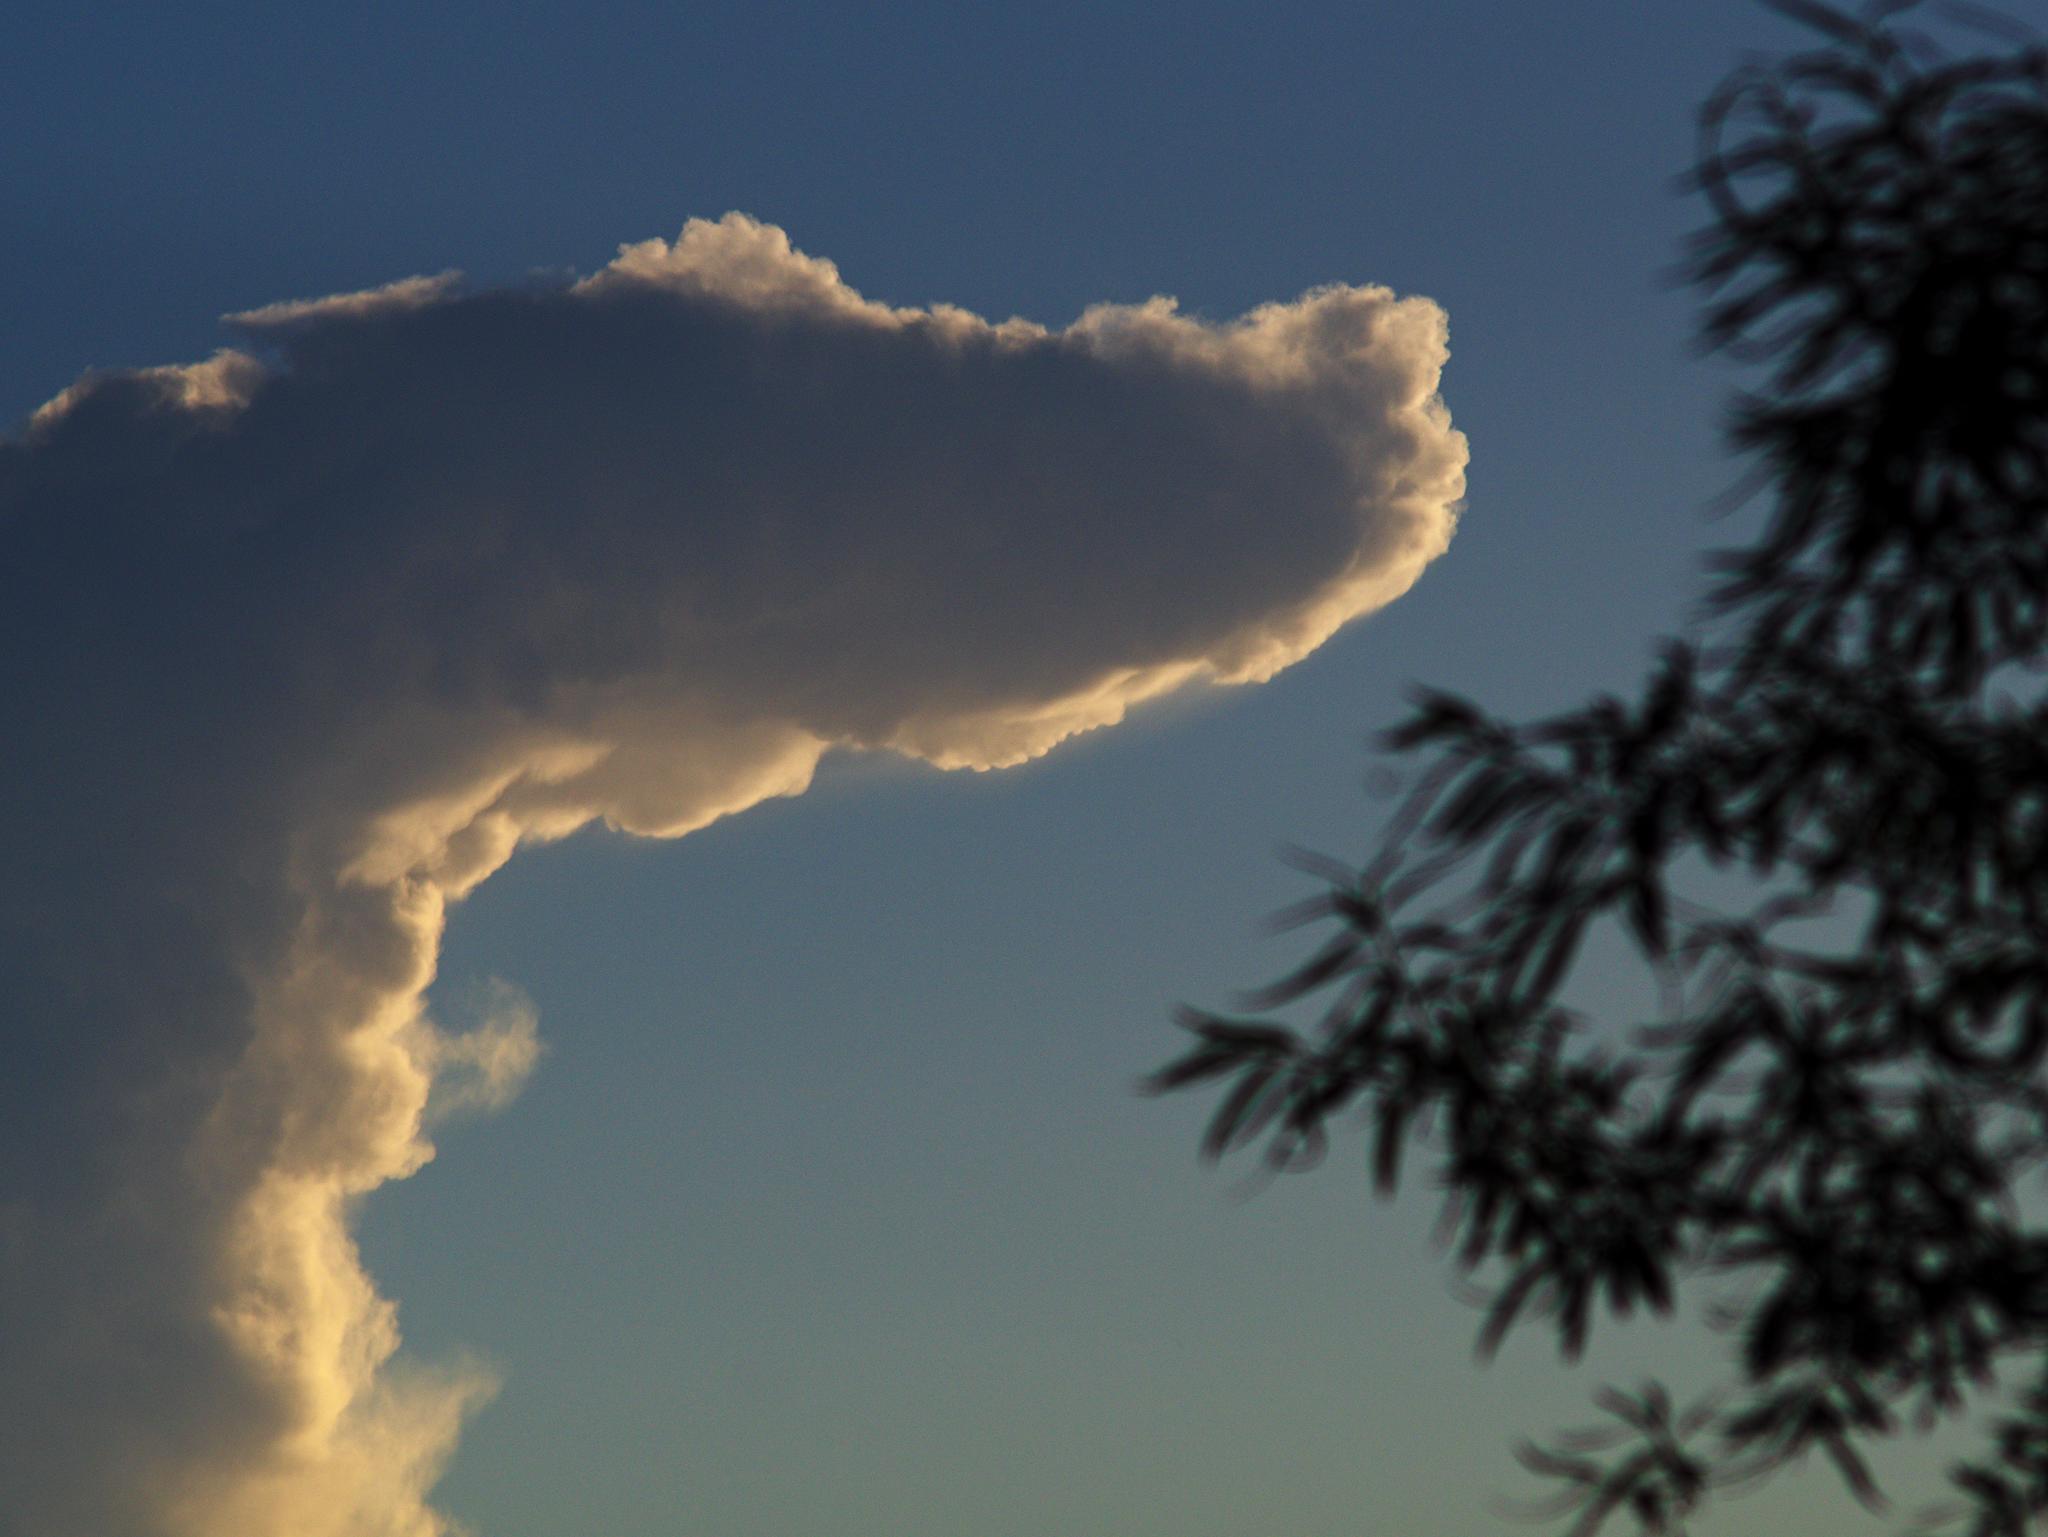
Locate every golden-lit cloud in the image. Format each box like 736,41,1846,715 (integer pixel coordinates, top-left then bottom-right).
0,214,1465,1536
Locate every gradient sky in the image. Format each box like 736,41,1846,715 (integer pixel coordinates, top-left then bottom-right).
2,4,1995,1535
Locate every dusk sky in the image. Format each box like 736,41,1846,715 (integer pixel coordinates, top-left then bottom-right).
1,4,2004,1536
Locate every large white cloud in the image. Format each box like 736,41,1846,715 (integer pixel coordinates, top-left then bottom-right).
0,214,1465,1537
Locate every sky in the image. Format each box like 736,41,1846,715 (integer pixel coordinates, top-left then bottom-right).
0,3,2011,1536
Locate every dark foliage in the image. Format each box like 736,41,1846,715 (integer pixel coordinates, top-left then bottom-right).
1147,4,2048,1532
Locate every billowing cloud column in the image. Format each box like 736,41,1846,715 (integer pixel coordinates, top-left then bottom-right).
0,214,1466,1536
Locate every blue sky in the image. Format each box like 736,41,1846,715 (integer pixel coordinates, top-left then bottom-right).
2,4,1980,1535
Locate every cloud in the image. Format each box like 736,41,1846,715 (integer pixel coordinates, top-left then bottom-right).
411,980,542,1123
225,272,466,334
0,213,1465,1536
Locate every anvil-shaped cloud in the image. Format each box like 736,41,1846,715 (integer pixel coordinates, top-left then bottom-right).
0,214,1464,1536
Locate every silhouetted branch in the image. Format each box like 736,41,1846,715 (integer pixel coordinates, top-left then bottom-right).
1153,4,2048,1532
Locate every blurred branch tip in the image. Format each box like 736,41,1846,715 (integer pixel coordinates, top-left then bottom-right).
1152,2,2048,1533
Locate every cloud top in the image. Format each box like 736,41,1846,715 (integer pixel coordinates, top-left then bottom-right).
0,214,1464,1536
